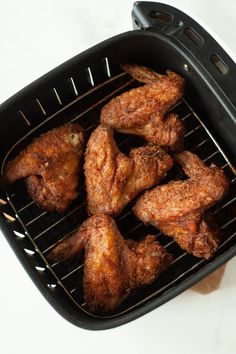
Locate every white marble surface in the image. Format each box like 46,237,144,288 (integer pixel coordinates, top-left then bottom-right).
0,1,236,353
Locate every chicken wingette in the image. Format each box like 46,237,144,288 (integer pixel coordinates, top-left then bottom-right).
47,214,173,314
101,64,185,151
84,124,173,215
3,123,85,212
134,151,229,259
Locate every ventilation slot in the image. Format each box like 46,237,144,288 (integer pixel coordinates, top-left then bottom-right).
24,248,35,256
18,110,31,126
210,53,229,74
35,98,47,115
47,284,57,289
149,11,172,23
13,230,25,238
184,27,204,46
134,19,144,30
69,77,79,96
104,57,111,77
0,198,7,205
35,266,45,272
3,212,16,222
53,88,63,105
87,67,95,86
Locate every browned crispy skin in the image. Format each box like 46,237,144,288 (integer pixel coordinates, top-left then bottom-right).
47,214,172,314
101,64,185,151
84,125,173,215
134,151,229,259
3,123,85,212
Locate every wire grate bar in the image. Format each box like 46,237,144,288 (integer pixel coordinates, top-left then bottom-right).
168,100,183,111
184,124,201,137
212,195,236,215
18,200,35,213
70,79,134,124
181,112,192,121
203,150,220,162
218,231,236,250
25,211,47,226
33,201,86,240
220,215,236,230
61,264,84,281
193,138,209,150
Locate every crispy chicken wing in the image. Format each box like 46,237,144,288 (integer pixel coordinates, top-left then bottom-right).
3,123,85,212
134,151,229,259
101,64,185,151
84,124,173,215
47,214,172,314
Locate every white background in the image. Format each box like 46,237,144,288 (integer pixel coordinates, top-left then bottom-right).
0,1,236,353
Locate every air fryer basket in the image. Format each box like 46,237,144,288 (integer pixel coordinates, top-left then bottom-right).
0,2,236,330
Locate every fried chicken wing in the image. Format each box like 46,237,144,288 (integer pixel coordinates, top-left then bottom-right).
84,125,173,215
47,214,172,314
134,151,229,259
3,123,85,212
101,64,185,151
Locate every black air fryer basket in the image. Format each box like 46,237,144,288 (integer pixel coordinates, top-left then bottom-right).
0,2,236,330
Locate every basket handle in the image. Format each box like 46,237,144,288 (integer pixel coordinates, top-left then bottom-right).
132,1,236,108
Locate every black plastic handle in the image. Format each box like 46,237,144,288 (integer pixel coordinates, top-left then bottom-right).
132,1,236,109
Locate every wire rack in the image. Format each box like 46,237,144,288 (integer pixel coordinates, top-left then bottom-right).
2,69,236,318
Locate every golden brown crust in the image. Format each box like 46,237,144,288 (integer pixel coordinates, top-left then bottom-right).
84,125,132,215
125,143,173,201
47,214,172,314
101,65,185,151
3,123,85,212
84,125,173,216
134,151,229,259
156,213,220,259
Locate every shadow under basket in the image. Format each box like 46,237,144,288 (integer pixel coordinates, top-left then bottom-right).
0,2,236,330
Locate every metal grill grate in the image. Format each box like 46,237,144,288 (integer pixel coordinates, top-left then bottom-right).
2,70,236,318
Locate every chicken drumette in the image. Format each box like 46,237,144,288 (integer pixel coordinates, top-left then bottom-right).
101,64,185,151
3,123,85,212
84,124,173,215
47,214,172,314
134,151,229,259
